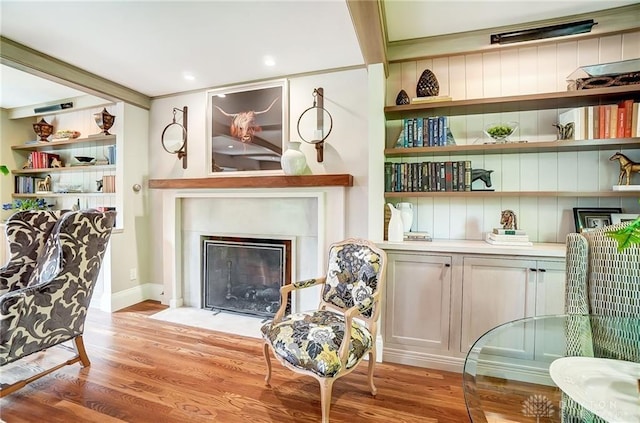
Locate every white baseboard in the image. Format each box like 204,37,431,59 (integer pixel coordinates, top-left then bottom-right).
383,347,465,373
93,283,164,312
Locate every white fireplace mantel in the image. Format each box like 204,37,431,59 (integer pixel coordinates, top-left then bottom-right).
157,184,350,310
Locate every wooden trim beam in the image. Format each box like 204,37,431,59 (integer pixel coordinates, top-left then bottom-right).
148,174,354,189
346,0,388,76
1,36,151,110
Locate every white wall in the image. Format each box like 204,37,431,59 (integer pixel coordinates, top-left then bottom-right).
385,31,640,242
148,68,370,286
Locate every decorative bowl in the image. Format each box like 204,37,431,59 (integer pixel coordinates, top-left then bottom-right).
74,156,95,163
53,130,81,140
483,122,518,143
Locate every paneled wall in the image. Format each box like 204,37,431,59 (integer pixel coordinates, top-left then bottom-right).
385,32,640,243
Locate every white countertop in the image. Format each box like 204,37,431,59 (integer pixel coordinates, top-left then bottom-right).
377,239,566,258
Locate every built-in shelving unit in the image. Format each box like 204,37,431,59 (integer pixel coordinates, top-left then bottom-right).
384,85,640,199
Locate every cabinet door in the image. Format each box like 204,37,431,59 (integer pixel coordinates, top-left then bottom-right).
385,253,451,351
461,257,537,358
534,260,567,361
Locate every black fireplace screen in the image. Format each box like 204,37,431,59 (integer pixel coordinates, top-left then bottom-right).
202,236,291,318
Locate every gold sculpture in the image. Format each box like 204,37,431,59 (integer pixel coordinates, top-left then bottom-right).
610,152,640,185
500,209,517,230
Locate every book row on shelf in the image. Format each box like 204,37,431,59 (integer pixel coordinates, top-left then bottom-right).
26,151,61,169
561,98,640,140
385,160,471,193
14,176,39,194
396,116,452,148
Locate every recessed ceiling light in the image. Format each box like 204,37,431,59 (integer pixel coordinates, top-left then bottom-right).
217,94,226,98
227,145,234,149
264,56,276,67
183,72,195,81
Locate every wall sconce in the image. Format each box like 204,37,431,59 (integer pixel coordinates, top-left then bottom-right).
296,88,333,163
490,19,597,45
161,106,188,169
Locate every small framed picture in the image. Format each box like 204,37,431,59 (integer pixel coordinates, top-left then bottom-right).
573,207,622,232
611,213,639,224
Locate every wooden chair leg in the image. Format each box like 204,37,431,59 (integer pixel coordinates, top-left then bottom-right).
263,342,272,386
319,378,334,423
367,350,377,396
73,336,91,367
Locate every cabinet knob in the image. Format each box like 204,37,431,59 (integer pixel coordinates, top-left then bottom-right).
529,268,537,272
539,268,546,273
444,263,451,267
132,184,142,192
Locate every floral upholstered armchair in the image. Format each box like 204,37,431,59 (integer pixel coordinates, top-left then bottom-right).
0,210,65,295
261,238,387,423
563,221,640,423
0,209,116,397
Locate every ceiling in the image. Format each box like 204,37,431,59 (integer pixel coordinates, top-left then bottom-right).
1,0,638,110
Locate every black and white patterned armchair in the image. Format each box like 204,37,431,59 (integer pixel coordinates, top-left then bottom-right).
563,221,640,422
0,210,65,296
0,209,116,397
261,238,387,423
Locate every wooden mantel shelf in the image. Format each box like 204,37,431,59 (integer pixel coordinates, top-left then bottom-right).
148,174,353,189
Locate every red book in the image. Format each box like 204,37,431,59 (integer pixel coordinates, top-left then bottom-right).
618,102,627,138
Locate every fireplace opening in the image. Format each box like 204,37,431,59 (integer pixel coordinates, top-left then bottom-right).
201,236,291,318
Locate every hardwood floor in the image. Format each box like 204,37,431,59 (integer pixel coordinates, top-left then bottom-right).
0,301,469,423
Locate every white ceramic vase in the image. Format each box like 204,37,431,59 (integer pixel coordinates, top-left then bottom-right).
281,141,307,175
387,203,404,242
397,202,413,232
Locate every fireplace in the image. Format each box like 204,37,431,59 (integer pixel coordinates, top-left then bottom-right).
201,236,291,318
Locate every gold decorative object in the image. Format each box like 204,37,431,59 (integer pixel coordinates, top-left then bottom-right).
610,152,640,185
94,108,115,135
500,210,518,230
33,118,54,142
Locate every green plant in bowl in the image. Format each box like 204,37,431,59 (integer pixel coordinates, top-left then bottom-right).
484,122,518,143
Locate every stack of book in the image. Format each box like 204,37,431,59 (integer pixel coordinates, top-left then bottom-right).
485,228,532,246
404,231,432,242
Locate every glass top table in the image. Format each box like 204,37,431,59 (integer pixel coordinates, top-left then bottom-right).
463,314,640,423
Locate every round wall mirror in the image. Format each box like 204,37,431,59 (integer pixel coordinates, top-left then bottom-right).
296,107,333,145
161,106,188,168
161,122,186,154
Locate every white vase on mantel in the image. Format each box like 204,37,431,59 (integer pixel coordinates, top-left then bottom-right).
281,141,307,175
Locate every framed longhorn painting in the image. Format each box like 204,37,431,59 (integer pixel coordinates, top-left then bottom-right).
207,79,288,174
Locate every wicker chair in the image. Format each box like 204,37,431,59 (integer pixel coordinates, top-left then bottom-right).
261,238,387,423
563,221,640,422
0,209,116,397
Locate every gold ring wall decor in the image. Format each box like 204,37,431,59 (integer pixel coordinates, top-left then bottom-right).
296,88,332,163
161,106,188,169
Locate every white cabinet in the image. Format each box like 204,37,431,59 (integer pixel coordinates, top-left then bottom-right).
379,242,567,372
384,253,452,355
460,257,565,361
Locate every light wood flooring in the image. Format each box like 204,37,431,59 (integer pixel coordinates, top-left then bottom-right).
0,301,470,423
